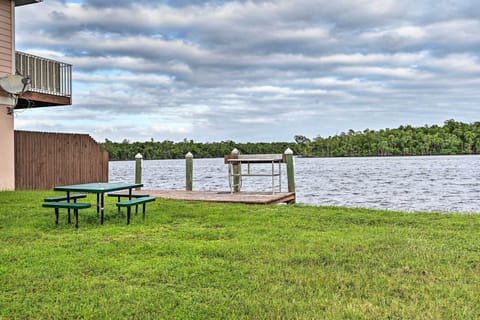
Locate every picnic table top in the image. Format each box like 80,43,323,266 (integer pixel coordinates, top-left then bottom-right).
54,182,143,193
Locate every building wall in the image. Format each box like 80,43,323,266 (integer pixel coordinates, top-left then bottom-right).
0,0,13,75
0,0,14,190
0,105,14,190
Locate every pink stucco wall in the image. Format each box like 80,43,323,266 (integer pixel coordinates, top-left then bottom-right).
0,0,15,190
0,106,15,190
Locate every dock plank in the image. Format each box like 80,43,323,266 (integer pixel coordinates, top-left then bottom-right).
134,190,295,205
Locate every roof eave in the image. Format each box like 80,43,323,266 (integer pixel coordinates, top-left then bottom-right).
14,0,42,7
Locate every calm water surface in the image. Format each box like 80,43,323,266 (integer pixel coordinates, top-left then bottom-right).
109,155,480,213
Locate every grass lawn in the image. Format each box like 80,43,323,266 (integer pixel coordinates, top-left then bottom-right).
1,191,479,319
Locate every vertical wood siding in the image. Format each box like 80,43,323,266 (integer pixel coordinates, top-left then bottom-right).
14,131,109,190
0,0,12,76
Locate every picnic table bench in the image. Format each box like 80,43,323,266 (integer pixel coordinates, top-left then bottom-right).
108,193,150,215
43,193,87,224
44,193,87,202
42,201,91,228
116,196,156,224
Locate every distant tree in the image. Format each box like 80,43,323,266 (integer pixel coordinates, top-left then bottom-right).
303,120,480,157
99,120,480,160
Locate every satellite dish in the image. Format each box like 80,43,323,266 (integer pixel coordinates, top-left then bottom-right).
0,75,29,95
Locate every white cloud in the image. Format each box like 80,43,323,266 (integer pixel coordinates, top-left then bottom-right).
13,0,480,142
237,117,275,124
148,125,191,134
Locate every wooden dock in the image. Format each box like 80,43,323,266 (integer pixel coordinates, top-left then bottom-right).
136,190,295,205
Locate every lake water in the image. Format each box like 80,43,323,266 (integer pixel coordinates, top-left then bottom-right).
109,155,480,213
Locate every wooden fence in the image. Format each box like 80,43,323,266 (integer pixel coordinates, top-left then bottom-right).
14,131,109,190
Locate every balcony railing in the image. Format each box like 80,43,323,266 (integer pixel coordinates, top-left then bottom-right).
15,51,72,98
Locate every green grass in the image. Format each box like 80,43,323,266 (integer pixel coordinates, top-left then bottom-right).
1,191,480,319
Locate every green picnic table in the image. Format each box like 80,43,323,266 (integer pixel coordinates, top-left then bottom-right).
54,182,143,224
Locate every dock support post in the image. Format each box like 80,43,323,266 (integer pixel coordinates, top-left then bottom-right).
231,148,241,192
135,153,142,190
284,148,295,201
186,152,193,191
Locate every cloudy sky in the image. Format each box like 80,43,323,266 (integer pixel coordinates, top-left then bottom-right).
13,0,480,142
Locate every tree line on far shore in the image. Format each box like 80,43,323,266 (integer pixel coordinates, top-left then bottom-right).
101,139,297,160
101,119,480,160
